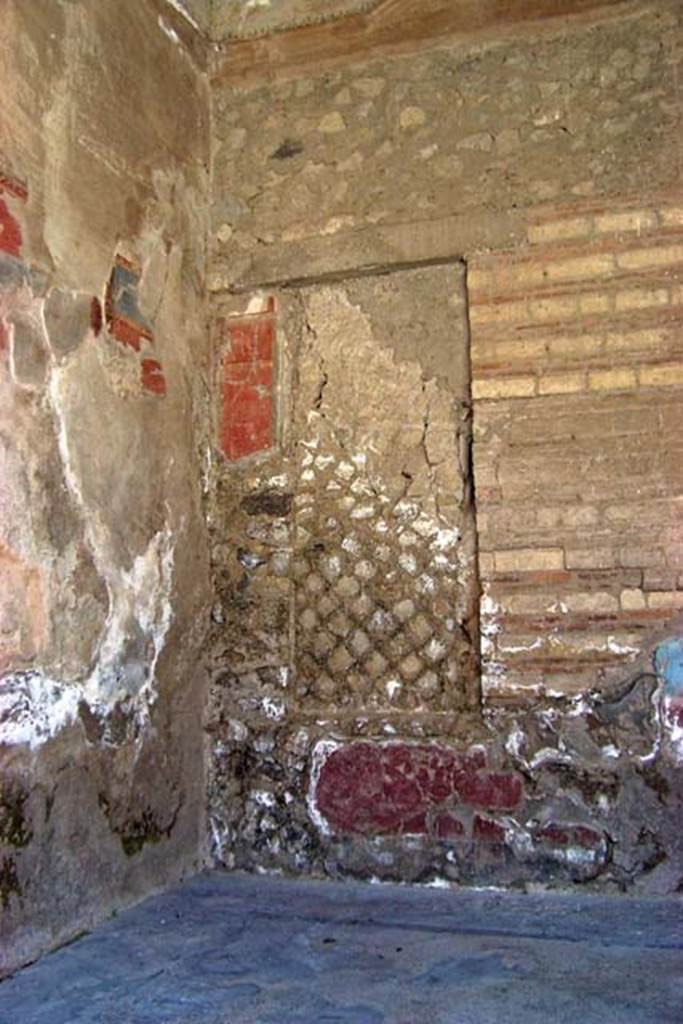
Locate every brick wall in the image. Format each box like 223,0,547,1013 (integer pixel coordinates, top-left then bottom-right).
471,191,683,699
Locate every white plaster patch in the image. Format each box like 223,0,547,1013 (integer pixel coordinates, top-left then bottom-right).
663,696,683,763
90,524,176,706
158,15,181,44
529,747,573,769
350,504,375,520
164,0,201,30
261,696,285,721
505,721,527,763
253,790,276,808
0,673,81,750
606,635,640,656
266,474,289,488
504,822,534,858
432,528,460,551
499,638,543,655
228,718,249,742
209,817,232,866
244,293,273,315
397,552,419,577
307,739,342,836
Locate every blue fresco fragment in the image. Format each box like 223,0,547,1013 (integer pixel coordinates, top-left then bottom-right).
110,261,152,332
654,638,683,696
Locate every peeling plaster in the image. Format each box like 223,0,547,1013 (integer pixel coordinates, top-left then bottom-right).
0,525,176,751
306,739,341,837
158,17,182,47
0,673,81,750
165,0,202,32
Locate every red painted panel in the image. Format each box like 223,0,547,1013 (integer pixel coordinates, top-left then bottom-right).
456,771,523,812
226,316,274,364
218,306,276,461
314,742,523,837
222,414,273,461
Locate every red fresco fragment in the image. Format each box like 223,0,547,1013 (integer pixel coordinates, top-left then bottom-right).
315,742,523,836
219,307,276,461
90,297,103,336
0,198,22,257
537,823,603,849
0,172,28,201
434,814,466,839
141,358,167,396
473,815,506,843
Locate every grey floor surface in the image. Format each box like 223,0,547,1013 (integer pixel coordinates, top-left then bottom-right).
1,871,682,1024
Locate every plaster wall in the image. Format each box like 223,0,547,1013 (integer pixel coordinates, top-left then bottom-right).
0,0,212,976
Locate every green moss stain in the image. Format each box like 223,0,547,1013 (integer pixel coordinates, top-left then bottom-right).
0,782,32,849
0,856,22,908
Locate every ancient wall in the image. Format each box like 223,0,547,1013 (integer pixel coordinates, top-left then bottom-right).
209,0,680,287
207,0,683,893
472,196,683,700
0,0,211,975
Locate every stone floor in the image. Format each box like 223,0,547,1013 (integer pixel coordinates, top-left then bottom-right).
1,872,682,1023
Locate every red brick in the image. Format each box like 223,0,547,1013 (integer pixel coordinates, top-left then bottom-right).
141,358,167,396
0,198,22,257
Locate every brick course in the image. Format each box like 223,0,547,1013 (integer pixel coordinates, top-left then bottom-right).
472,194,683,699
